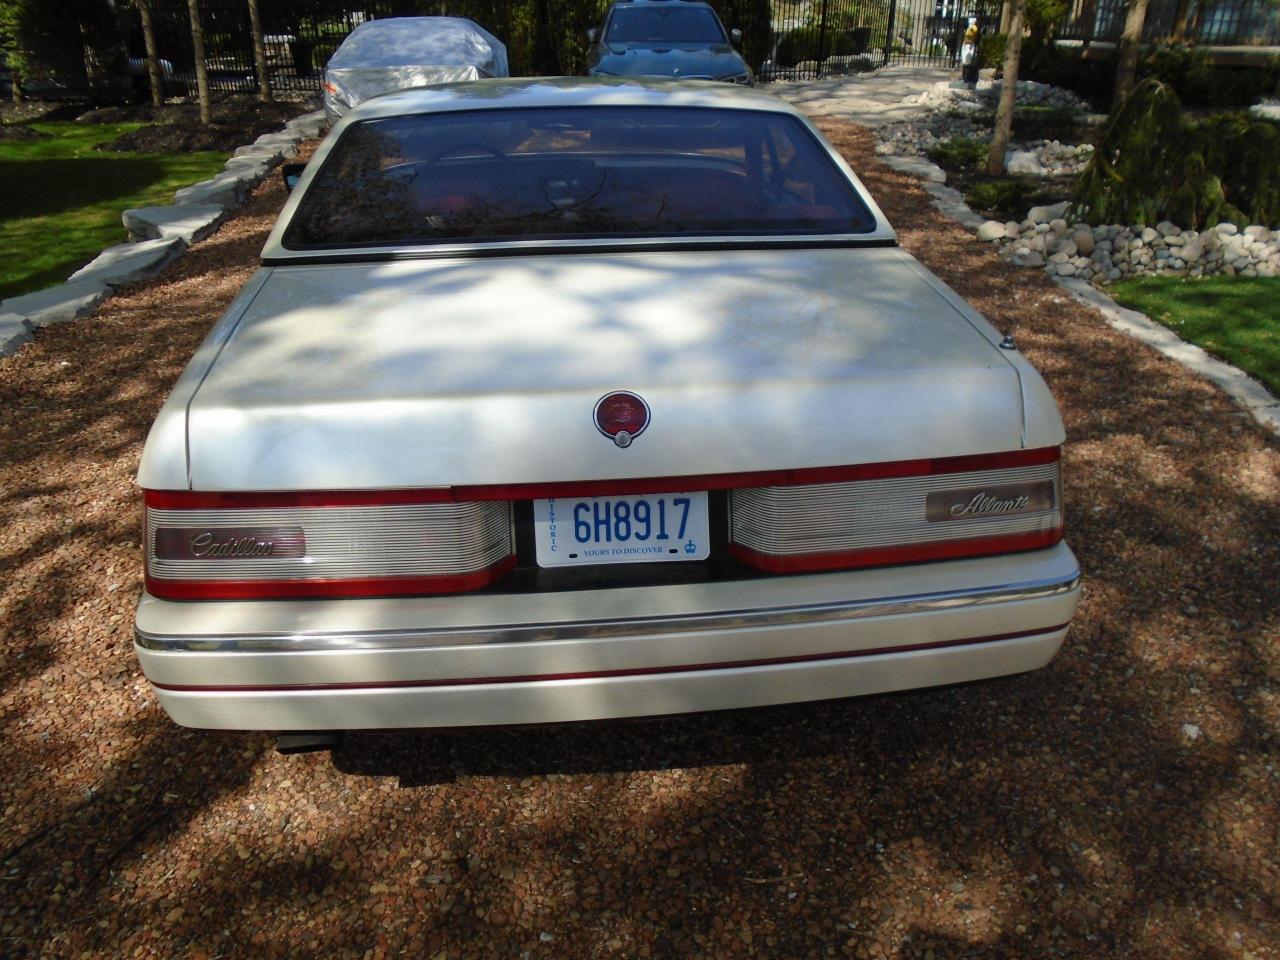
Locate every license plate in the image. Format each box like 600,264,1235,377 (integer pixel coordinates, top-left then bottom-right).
533,492,710,568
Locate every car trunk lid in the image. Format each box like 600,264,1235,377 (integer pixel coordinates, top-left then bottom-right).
185,247,1026,490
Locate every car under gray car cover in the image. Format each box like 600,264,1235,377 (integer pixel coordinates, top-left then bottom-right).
323,17,510,117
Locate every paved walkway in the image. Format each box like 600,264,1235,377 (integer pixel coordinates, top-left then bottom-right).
767,65,955,126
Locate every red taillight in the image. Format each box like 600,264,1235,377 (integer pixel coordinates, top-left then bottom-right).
143,448,1064,598
145,562,516,601
729,529,1063,574
143,490,514,601
729,447,1064,574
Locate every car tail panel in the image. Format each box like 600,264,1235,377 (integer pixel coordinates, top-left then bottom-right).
144,492,514,600
728,449,1063,573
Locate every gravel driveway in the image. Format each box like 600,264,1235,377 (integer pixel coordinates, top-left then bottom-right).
2,122,1278,960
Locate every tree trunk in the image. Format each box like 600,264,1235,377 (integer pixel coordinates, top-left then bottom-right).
1079,0,1098,48
1170,0,1191,38
186,0,212,124
999,0,1012,35
138,0,164,108
532,0,555,75
79,1,132,105
1187,0,1210,39
11,71,22,104
1113,0,1152,108
985,0,1026,176
246,0,272,103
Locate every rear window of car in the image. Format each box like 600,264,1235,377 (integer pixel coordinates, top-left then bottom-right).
283,106,877,250
605,5,725,43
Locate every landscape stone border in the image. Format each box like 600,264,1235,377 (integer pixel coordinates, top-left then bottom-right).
981,215,1280,282
0,109,326,358
882,155,986,231
881,152,1280,438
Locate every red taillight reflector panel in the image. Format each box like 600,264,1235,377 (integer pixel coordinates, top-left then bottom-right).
730,529,1063,574
730,450,1063,573
140,448,1061,509
145,557,517,601
144,494,513,600
143,488,455,510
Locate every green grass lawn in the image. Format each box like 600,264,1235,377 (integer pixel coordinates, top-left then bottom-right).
0,122,227,300
1108,275,1280,395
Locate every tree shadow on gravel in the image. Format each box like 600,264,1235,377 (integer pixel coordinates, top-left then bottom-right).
0,176,294,956
316,610,1277,958
2,717,268,957
308,626,1276,960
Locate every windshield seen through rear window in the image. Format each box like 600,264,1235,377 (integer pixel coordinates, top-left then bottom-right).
284,106,877,250
605,6,726,43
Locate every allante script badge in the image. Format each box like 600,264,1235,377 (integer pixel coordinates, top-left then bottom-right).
925,481,1055,522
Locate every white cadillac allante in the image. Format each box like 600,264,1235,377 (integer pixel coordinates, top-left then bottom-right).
134,78,1080,732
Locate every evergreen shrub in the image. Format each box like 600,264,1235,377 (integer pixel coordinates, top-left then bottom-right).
926,136,989,169
1143,43,1280,109
774,25,857,67
980,33,1006,70
1070,79,1280,229
965,177,1042,216
1023,45,1279,111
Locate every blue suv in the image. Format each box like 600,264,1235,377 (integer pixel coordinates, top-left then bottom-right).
586,0,753,85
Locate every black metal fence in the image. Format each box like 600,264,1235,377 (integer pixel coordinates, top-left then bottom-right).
761,0,995,77
126,1,393,94
126,0,799,90
880,0,1004,68
1056,0,1280,45
115,0,1280,97
124,0,621,93
122,0,971,93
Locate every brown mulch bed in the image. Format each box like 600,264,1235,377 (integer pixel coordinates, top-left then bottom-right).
88,98,308,153
1,123,1278,959
0,100,82,125
0,124,49,141
934,160,1074,223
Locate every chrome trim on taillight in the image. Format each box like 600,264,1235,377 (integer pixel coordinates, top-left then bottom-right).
730,461,1062,561
146,501,513,583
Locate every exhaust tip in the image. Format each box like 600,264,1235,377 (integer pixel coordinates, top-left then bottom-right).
275,732,341,754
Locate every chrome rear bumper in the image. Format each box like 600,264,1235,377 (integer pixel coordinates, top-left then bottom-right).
135,543,1080,729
